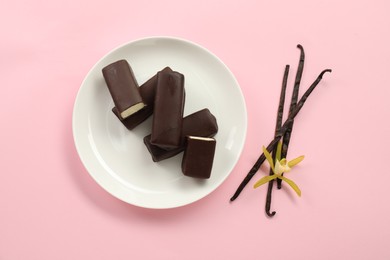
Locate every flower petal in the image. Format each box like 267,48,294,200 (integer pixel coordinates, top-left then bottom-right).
262,146,274,172
287,156,305,168
280,158,287,165
274,160,283,175
278,176,301,196
276,141,282,161
254,175,279,189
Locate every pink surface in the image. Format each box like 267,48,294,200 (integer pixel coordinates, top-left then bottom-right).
1,0,389,259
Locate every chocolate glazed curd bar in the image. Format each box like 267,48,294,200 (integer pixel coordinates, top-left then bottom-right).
182,136,216,179
144,109,218,162
112,67,173,130
102,60,145,119
150,70,185,149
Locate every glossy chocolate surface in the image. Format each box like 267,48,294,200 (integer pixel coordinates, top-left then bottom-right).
144,109,218,162
102,60,144,119
150,70,185,149
112,67,172,130
181,136,216,179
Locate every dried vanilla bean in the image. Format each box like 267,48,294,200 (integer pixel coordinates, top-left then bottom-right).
230,69,331,202
277,45,305,189
265,65,289,217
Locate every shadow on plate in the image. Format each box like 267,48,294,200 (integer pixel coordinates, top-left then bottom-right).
65,105,212,223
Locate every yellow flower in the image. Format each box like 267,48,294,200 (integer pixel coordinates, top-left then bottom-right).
253,142,304,196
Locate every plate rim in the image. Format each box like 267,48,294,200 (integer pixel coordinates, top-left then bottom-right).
72,36,247,209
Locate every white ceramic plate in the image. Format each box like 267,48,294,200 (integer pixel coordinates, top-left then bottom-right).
72,37,247,209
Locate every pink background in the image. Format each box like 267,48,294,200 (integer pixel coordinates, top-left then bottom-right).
1,0,389,259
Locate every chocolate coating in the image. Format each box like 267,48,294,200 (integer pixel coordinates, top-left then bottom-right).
181,136,216,179
150,70,185,149
112,67,172,130
102,60,144,119
144,109,218,162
